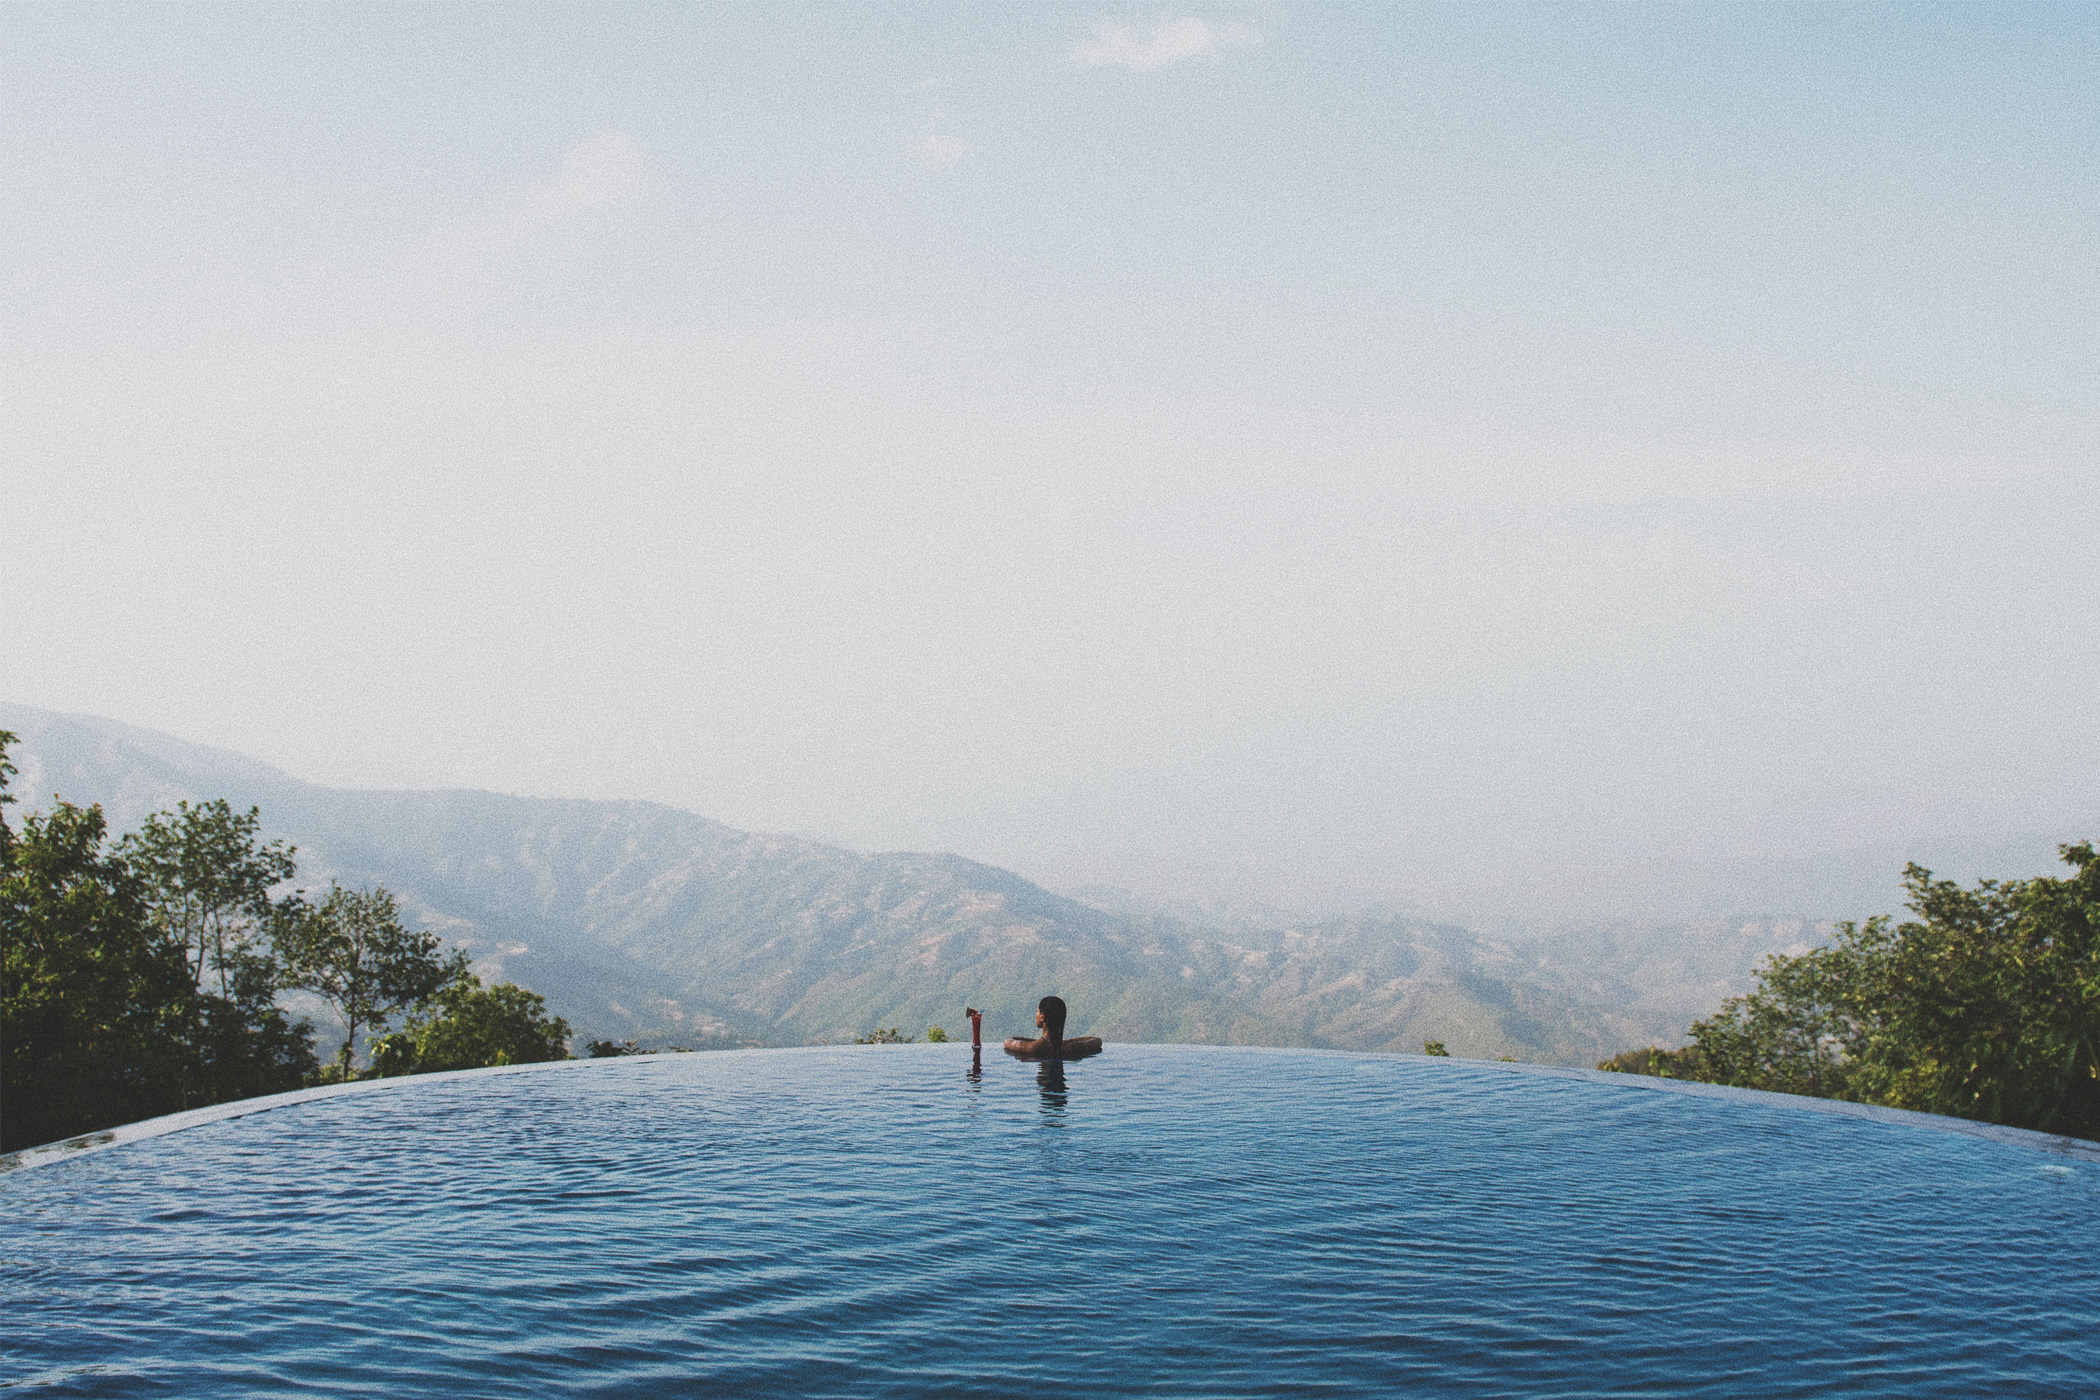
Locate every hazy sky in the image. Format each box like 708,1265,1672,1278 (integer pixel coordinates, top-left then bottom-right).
5,4,2096,918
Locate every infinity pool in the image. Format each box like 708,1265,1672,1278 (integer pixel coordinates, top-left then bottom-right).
5,1045,2095,1397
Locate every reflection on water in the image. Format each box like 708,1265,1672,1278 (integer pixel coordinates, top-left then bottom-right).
966,1047,982,1087
1036,1060,1067,1116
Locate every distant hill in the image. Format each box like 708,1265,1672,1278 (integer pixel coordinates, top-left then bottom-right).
1,702,1807,1061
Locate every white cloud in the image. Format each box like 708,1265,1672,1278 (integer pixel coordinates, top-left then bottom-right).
425,129,644,271
1068,16,1260,70
520,129,645,224
916,131,974,170
906,94,974,170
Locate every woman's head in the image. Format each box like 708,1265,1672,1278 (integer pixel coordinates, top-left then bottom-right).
1037,995,1067,1045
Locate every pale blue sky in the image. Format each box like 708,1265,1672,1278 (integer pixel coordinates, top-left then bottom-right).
5,4,2096,920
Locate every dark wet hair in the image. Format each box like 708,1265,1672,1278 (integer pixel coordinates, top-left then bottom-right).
1038,995,1067,1048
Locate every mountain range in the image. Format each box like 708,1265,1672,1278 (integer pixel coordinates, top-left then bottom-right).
3,702,1827,1062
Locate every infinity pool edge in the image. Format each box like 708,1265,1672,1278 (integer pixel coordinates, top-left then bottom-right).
6,1042,2096,1174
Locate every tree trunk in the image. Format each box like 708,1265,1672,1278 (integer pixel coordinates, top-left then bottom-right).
337,1012,358,1082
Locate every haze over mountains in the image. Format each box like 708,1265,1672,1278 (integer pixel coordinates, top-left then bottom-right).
4,702,2079,1064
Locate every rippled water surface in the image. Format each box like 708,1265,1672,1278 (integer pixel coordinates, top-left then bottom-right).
5,1045,2097,1397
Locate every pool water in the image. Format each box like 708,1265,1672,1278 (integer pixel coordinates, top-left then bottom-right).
4,1045,2095,1397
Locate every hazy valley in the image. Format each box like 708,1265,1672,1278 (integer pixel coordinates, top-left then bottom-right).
7,703,1827,1063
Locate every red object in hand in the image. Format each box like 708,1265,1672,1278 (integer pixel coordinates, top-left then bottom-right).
965,1007,983,1048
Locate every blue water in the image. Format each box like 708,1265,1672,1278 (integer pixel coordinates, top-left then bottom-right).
4,1045,2096,1397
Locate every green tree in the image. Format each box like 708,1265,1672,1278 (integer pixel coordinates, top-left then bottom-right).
1679,939,1865,1101
1,789,192,1150
1598,1045,1706,1079
366,975,571,1076
1602,844,2100,1141
115,799,312,1105
184,943,318,1107
406,979,565,1069
275,884,465,1082
116,800,296,1000
1848,851,2100,1134
2,732,313,1146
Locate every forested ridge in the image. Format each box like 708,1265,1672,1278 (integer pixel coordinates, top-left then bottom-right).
0,731,572,1152
7,704,1765,1063
1603,845,2100,1141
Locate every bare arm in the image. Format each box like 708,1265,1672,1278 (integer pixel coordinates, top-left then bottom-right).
1003,1035,1104,1058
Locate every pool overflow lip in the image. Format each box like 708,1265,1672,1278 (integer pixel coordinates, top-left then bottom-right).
6,1042,2099,1173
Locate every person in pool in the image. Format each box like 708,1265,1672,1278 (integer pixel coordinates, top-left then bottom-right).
1003,995,1103,1059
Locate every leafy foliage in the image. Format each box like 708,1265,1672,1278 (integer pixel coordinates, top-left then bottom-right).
2,796,190,1149
854,1027,912,1044
925,1025,949,1043
115,800,295,1000
113,796,314,1107
587,1038,643,1057
1,731,317,1150
1680,936,1864,1101
1597,1045,1704,1079
1422,1040,1449,1057
366,975,571,1076
1603,845,2100,1140
3,730,576,1147
274,884,467,1082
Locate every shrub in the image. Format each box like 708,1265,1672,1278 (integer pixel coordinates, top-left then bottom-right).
366,977,571,1076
